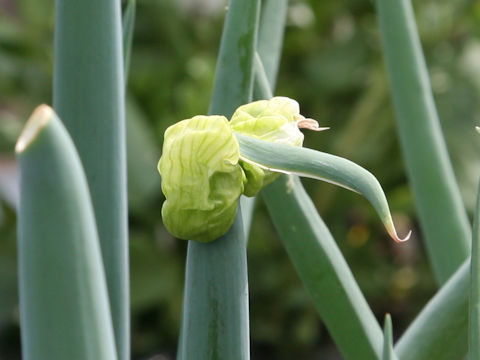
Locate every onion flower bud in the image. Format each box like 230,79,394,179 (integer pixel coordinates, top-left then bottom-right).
158,115,245,242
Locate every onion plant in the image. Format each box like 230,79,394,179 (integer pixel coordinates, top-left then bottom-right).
13,0,480,359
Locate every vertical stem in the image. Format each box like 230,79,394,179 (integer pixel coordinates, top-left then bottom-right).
178,211,249,359
376,0,470,283
123,0,136,83
256,0,288,90
382,315,396,360
208,0,260,118
53,1,129,359
469,180,480,359
177,0,260,358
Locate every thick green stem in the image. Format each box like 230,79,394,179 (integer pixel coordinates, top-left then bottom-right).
177,0,260,358
255,0,288,91
53,1,129,359
178,210,249,359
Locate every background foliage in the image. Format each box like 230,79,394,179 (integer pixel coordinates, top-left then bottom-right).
2,0,480,358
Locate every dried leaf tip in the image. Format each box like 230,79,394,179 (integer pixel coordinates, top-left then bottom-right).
15,104,54,154
382,211,412,243
387,225,411,243
394,229,412,243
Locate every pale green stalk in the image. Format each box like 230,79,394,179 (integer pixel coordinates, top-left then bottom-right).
469,180,480,359
255,0,288,91
395,260,469,359
123,0,136,82
263,176,384,359
241,0,289,235
382,315,396,360
376,0,470,283
53,1,129,358
178,211,249,359
177,0,260,358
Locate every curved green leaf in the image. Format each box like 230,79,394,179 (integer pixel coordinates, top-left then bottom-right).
236,133,410,243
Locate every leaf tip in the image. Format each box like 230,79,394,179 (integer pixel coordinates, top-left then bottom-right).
384,313,392,326
15,104,54,154
476,126,480,134
386,218,411,243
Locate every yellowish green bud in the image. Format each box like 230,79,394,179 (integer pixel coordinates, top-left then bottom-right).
158,115,245,242
231,97,327,195
230,96,323,146
158,97,326,242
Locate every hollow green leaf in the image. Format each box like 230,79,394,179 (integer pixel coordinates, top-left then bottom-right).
253,52,273,100
376,0,470,283
122,0,136,83
53,0,129,357
241,0,289,240
255,0,288,91
16,106,117,360
239,195,255,237
177,208,249,360
236,133,410,243
395,260,469,360
470,180,480,359
262,176,384,360
208,0,260,118
382,314,396,360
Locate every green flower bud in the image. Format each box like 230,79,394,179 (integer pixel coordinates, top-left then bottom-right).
158,115,245,242
231,97,327,196
230,96,322,146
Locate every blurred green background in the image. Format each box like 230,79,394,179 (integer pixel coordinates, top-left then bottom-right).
2,0,480,358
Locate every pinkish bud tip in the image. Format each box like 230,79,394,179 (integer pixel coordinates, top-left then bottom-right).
297,118,329,132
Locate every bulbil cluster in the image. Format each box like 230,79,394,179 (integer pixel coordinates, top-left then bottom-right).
158,97,325,242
